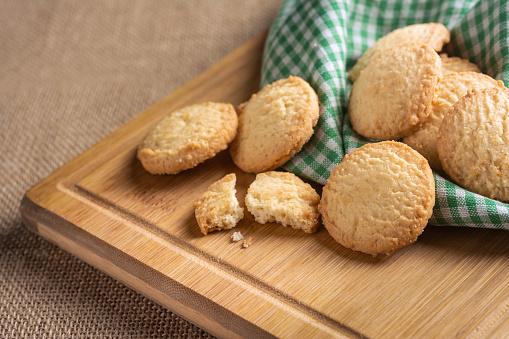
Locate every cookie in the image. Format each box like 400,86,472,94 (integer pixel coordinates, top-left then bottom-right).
245,171,320,233
403,72,503,170
194,173,244,235
440,54,480,74
437,88,509,201
349,44,441,140
138,102,238,174
230,76,319,173
349,23,449,81
319,141,435,255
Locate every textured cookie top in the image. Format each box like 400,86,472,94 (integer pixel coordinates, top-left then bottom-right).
437,88,509,201
404,72,503,169
194,173,244,235
349,44,441,140
349,23,449,81
440,54,481,74
138,102,238,174
320,141,435,255
230,76,319,173
245,171,320,233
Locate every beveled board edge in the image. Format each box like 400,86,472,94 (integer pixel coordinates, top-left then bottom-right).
20,196,273,339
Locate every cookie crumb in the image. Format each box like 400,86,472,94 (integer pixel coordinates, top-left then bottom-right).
231,231,244,242
320,141,435,255
241,237,252,249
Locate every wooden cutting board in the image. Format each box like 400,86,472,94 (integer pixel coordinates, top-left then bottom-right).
21,33,509,338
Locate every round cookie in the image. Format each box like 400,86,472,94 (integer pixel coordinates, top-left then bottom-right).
138,102,237,174
437,87,509,201
349,23,449,81
319,141,435,255
349,44,441,140
403,72,503,170
230,76,319,173
440,54,480,74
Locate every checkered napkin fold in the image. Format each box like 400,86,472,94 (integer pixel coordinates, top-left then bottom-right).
261,0,509,229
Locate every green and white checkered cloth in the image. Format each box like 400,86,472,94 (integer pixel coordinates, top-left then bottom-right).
261,0,509,229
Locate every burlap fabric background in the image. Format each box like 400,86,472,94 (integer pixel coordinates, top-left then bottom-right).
0,1,280,337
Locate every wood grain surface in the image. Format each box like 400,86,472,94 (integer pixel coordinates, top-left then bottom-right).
21,33,509,338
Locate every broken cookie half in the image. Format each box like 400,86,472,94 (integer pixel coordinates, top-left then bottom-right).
245,171,320,233
194,173,244,235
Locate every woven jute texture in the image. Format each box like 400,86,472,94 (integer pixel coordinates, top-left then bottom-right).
0,1,280,337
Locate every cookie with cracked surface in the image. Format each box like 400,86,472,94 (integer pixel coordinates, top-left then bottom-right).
194,173,244,235
437,87,509,201
245,171,320,233
349,23,449,81
404,72,503,170
138,102,238,174
440,54,481,74
230,76,319,173
349,44,441,140
319,141,435,255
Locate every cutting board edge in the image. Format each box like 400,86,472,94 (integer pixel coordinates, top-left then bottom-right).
20,195,276,339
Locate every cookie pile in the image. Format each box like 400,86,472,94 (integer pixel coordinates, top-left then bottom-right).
349,23,509,203
138,76,322,237
137,23,508,256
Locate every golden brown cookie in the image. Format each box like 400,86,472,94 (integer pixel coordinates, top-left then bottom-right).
245,171,320,233
194,173,244,235
440,54,481,74
349,23,449,81
230,76,319,173
349,44,441,140
403,72,503,170
138,102,238,174
319,141,435,255
437,88,509,201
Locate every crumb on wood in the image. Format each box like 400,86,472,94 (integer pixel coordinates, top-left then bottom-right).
231,231,244,242
241,237,253,249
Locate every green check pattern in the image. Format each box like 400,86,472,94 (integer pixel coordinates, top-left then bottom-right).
261,0,509,229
